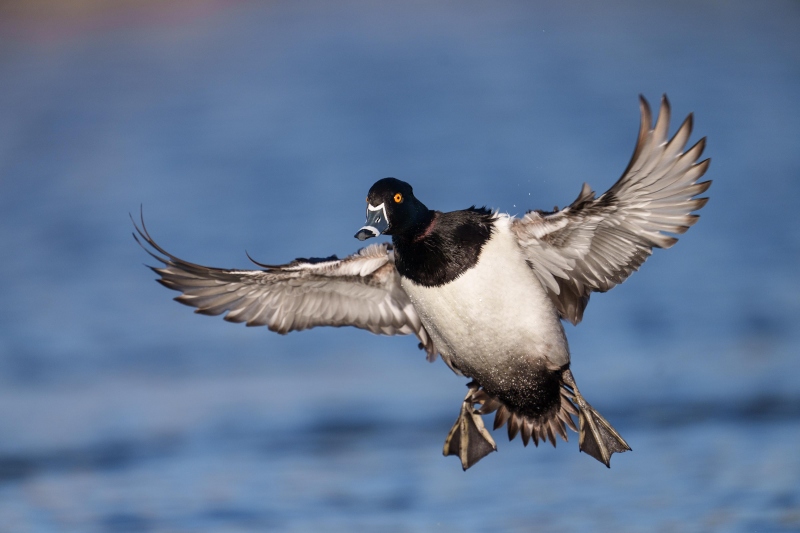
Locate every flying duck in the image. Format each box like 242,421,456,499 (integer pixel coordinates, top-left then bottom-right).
135,95,710,470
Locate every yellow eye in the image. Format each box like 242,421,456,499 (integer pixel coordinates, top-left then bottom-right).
393,193,403,203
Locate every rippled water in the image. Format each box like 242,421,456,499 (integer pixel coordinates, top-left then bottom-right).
1,1,799,531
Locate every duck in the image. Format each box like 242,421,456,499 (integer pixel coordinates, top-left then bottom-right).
134,95,710,470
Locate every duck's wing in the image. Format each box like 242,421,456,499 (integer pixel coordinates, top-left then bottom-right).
511,95,711,325
133,216,438,361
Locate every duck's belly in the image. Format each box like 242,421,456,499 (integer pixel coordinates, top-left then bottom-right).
401,220,570,394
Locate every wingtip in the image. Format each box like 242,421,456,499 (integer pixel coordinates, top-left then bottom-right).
639,96,653,132
246,249,277,269
696,158,712,175
653,95,672,144
696,135,707,150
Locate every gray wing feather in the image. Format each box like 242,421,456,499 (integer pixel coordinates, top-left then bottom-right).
133,216,438,361
512,95,711,325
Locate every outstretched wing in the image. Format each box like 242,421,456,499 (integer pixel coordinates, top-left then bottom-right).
133,216,438,361
512,95,711,325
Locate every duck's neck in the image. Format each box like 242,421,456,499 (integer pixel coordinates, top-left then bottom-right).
393,208,494,287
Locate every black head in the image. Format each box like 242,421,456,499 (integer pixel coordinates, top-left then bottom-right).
355,178,431,241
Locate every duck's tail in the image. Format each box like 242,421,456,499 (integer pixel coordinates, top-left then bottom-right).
446,369,630,470
473,385,578,448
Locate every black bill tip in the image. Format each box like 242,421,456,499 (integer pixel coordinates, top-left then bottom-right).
355,228,377,241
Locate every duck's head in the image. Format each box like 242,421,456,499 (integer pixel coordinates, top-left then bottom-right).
355,178,430,241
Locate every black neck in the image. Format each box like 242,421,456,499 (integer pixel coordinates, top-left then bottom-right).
393,207,494,287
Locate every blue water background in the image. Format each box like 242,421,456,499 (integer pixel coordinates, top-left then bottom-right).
1,1,799,531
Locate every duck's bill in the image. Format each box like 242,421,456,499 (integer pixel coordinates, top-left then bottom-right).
355,203,389,241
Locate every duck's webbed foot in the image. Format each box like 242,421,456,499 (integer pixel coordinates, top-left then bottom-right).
443,381,497,470
562,369,631,467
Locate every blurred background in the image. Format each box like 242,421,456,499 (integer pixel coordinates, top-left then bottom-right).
1,1,799,531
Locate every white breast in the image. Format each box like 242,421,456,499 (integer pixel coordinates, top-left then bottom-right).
401,216,570,380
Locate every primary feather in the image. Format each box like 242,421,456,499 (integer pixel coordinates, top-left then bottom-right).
511,95,711,324
133,215,437,360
